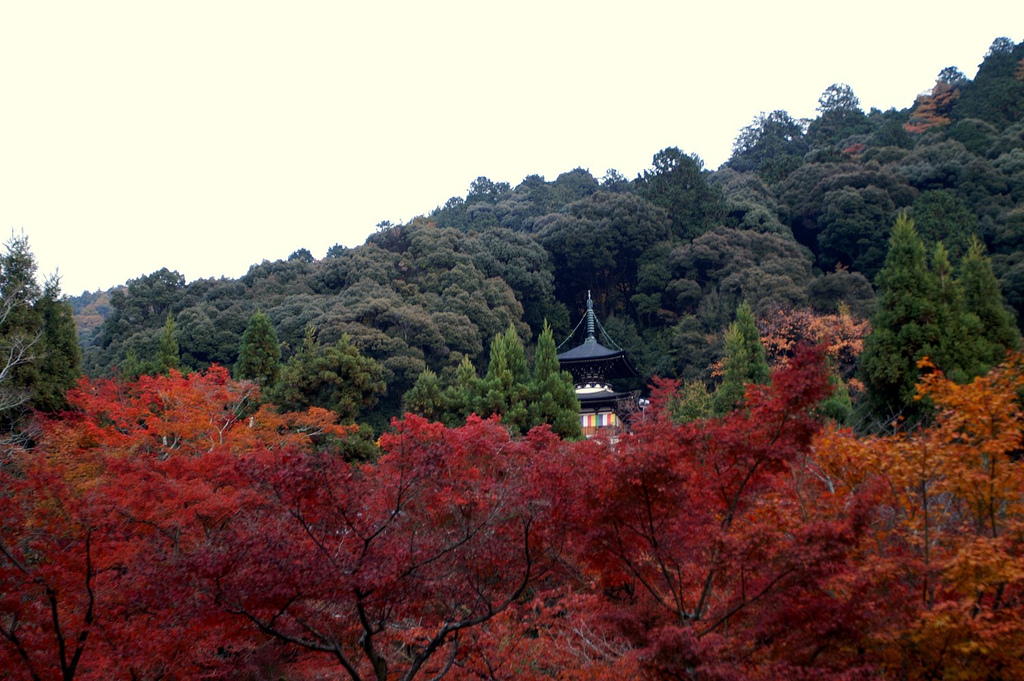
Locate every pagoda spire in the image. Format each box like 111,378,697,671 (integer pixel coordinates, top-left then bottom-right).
586,290,596,343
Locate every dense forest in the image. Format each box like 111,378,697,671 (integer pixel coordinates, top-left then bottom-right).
2,37,1024,680
59,36,1024,433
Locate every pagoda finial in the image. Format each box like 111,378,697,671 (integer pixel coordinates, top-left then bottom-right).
586,290,596,342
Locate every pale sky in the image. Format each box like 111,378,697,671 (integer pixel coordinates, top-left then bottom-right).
2,2,1023,296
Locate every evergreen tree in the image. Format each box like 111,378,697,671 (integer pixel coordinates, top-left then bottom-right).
860,214,942,423
235,310,281,387
635,147,725,241
862,222,1021,427
271,326,386,423
712,301,770,415
441,356,483,427
929,244,968,380
478,324,530,434
32,277,82,413
118,348,146,382
0,234,82,433
528,321,581,439
959,237,1020,368
402,368,447,423
817,371,853,424
0,233,43,416
403,323,582,438
671,380,714,423
156,312,180,373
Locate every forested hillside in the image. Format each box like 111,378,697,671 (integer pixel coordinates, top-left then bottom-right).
73,37,1024,430
5,35,1024,681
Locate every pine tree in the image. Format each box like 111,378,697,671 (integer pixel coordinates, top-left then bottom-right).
862,222,1021,427
0,233,43,416
528,321,581,439
817,372,853,424
929,243,975,383
478,324,530,434
32,276,82,413
271,326,386,423
674,380,714,422
118,348,146,382
860,214,942,423
403,368,447,423
156,312,180,373
712,301,770,415
959,237,1020,369
441,356,483,427
235,310,281,387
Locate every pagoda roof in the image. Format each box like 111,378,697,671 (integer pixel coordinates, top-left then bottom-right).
558,343,638,383
556,292,638,382
557,338,626,362
577,385,635,405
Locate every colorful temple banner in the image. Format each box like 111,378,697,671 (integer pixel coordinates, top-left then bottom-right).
580,412,618,429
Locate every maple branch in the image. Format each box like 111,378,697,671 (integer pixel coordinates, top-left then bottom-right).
604,527,676,617
0,290,40,374
267,593,301,631
64,530,96,680
0,321,41,414
693,561,720,622
697,565,796,639
426,630,459,681
120,512,182,555
0,612,44,681
638,476,687,620
402,516,537,681
356,591,389,681
721,411,791,533
695,405,800,622
339,463,418,565
47,586,69,678
289,499,341,572
0,537,33,576
216,590,365,681
398,497,505,581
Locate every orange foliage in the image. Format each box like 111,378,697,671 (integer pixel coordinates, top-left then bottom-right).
66,365,353,457
758,304,870,393
905,81,960,133
812,352,1024,679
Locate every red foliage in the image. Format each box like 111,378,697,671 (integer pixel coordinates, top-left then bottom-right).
556,344,884,678
6,352,1022,679
1,368,354,679
194,414,574,679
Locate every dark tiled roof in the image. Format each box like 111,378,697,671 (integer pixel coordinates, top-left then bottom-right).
557,338,624,362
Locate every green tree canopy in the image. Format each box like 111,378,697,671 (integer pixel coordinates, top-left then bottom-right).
635,147,726,241
477,324,530,434
156,312,180,374
729,110,808,184
271,326,387,423
808,83,871,149
959,237,1020,368
911,189,976,262
537,191,670,320
712,301,770,415
0,234,81,423
402,368,448,424
32,277,82,413
860,214,943,423
527,321,581,439
235,310,281,387
954,37,1024,129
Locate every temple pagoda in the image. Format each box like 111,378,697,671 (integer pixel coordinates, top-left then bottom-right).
557,292,641,438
